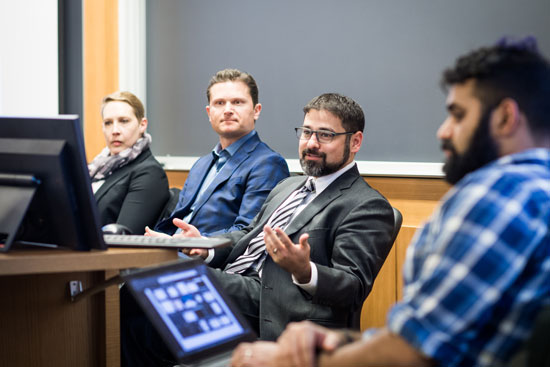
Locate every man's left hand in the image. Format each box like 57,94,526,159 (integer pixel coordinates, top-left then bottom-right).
263,226,312,283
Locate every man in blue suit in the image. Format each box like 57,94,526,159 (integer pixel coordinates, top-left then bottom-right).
153,69,289,236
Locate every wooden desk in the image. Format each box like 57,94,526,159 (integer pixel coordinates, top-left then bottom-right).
0,248,178,367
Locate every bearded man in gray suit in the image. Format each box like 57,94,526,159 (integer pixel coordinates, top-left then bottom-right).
123,93,394,367
176,93,395,340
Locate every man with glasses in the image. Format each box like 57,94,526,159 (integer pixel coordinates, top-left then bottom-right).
175,93,394,339
231,38,550,367
122,93,394,366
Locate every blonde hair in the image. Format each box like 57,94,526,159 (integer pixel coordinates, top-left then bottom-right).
101,91,145,121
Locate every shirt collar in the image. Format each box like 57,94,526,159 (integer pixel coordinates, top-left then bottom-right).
494,147,550,166
309,160,356,195
213,130,257,159
454,148,550,189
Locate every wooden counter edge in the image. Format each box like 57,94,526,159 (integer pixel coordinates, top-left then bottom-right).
0,248,179,276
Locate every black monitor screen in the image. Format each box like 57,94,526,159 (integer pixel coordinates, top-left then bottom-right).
0,115,106,251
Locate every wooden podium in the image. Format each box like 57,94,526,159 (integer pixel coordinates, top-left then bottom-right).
0,247,178,367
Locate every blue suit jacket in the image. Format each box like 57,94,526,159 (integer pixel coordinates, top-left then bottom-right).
155,132,289,236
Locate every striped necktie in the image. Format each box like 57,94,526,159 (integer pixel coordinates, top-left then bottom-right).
224,178,315,274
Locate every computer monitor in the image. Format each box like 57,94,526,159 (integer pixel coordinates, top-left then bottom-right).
0,115,106,252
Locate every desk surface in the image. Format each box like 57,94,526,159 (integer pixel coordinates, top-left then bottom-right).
0,247,178,275
0,247,179,366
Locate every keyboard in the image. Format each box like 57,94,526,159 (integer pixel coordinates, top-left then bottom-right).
104,235,231,249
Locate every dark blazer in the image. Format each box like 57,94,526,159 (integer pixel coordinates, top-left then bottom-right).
94,148,169,234
155,132,289,236
212,165,395,340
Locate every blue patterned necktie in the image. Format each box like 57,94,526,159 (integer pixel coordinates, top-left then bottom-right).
216,151,228,172
224,178,315,274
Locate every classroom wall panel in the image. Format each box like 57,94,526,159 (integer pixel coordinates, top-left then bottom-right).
145,0,550,163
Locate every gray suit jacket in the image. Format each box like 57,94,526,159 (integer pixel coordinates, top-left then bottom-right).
211,164,394,340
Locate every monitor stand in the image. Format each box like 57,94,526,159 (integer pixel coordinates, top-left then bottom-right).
0,173,40,252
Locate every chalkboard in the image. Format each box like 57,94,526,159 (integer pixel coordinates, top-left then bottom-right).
146,0,550,163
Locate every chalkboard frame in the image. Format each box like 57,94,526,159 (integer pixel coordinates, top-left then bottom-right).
144,0,550,172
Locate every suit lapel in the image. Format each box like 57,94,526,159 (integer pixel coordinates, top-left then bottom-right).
94,167,128,201
226,176,306,260
93,149,151,201
177,154,216,211
229,167,359,260
191,134,260,212
260,176,307,227
284,165,359,236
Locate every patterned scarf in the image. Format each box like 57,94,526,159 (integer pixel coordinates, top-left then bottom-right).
88,133,152,182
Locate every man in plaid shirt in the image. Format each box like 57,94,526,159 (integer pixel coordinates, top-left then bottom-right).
231,38,550,367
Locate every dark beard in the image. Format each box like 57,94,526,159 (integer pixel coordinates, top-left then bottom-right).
300,139,351,177
442,110,499,185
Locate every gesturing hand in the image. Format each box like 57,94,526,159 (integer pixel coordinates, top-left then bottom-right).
172,218,201,238
172,218,208,258
145,218,208,259
144,218,200,238
263,226,312,283
144,226,171,237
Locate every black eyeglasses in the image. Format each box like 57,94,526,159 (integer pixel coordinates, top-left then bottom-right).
295,127,354,144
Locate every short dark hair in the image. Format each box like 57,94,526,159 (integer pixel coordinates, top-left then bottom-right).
441,36,550,135
303,93,365,133
206,68,259,106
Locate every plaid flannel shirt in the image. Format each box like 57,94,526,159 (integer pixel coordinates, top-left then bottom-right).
383,149,550,367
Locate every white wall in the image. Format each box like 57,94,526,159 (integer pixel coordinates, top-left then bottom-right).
0,0,58,116
118,0,147,107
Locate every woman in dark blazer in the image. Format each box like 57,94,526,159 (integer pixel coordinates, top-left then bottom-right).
88,91,169,234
